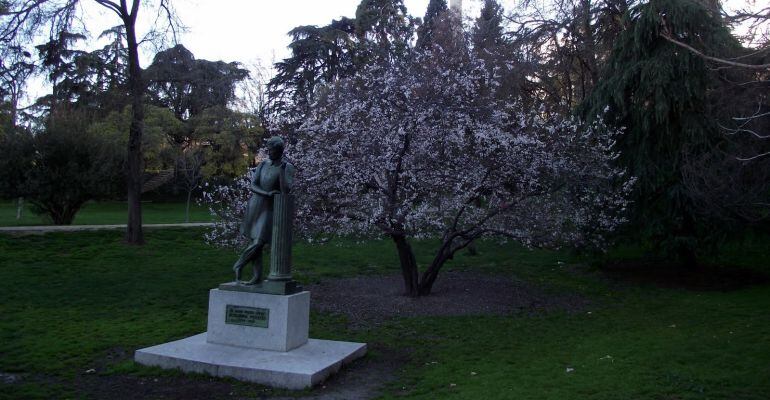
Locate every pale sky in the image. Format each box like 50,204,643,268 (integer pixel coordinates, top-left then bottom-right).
24,0,490,105
21,0,755,106
176,0,432,65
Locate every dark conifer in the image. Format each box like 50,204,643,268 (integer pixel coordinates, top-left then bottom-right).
582,0,742,268
471,0,504,55
416,0,448,49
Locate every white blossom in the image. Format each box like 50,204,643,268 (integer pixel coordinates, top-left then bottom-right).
201,45,634,292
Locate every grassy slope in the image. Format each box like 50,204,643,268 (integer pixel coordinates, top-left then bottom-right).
0,200,212,226
0,229,768,399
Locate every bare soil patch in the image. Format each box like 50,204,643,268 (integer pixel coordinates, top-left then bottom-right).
307,270,590,327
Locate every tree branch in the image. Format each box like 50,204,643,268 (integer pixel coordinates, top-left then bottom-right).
660,32,770,70
737,151,770,162
92,0,122,17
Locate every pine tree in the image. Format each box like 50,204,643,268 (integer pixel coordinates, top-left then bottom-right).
582,0,742,267
471,0,504,55
266,18,357,126
416,0,448,49
354,0,415,62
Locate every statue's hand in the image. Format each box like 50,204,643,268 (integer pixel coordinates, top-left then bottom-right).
269,190,280,196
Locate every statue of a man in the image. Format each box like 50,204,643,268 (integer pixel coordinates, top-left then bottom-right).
233,136,295,284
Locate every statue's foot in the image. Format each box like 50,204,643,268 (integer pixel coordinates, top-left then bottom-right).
245,276,262,285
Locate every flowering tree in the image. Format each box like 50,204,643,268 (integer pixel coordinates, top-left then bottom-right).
200,172,253,250
290,44,631,296
203,43,632,297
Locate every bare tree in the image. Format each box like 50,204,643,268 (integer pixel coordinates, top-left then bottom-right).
0,0,181,244
176,147,204,223
504,0,638,112
231,59,271,121
659,2,770,161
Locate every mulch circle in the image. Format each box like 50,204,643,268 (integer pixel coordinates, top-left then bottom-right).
307,270,590,328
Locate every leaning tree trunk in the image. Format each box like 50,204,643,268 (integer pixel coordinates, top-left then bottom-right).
417,252,450,296
391,234,420,297
124,13,145,245
390,234,473,296
418,234,479,296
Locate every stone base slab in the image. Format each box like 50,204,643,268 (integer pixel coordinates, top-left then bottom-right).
135,333,367,390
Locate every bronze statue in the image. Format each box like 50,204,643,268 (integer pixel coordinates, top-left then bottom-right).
233,137,295,284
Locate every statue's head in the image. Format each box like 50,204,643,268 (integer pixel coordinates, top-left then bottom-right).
266,136,285,161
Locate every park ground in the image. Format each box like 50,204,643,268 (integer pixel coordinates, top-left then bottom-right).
0,200,212,227
0,208,769,399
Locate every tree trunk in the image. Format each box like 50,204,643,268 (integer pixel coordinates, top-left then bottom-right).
419,235,478,295
417,242,453,296
49,202,82,225
16,197,23,220
580,0,598,89
124,10,145,245
678,246,699,270
681,220,699,270
185,189,192,223
391,234,419,297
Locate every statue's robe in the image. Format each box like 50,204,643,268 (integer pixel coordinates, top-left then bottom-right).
240,159,295,242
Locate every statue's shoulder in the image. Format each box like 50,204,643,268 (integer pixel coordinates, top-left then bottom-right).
255,160,270,171
282,159,296,171
251,160,267,181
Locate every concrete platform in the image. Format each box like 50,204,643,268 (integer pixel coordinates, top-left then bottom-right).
135,333,367,389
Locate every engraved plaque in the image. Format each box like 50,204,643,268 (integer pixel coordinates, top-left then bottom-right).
225,305,269,328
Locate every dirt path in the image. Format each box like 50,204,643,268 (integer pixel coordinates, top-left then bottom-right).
0,222,213,233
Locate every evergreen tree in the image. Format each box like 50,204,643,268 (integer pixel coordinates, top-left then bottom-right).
354,0,415,62
267,0,416,133
266,18,357,125
416,0,448,49
582,0,742,267
145,44,249,122
471,0,504,55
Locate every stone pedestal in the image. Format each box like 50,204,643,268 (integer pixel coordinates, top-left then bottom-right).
134,288,366,389
207,289,308,352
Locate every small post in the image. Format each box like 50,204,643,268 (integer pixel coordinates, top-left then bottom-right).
16,197,23,220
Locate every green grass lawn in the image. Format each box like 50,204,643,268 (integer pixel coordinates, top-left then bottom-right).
0,229,768,399
0,200,213,226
